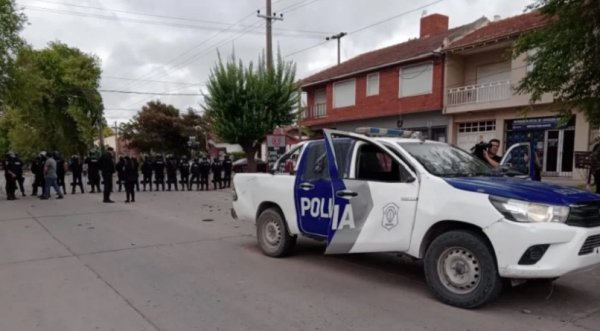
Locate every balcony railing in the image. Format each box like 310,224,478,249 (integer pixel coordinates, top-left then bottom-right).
447,80,511,106
304,103,327,119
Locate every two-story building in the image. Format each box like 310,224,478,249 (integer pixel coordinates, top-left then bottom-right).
300,14,487,142
443,11,592,180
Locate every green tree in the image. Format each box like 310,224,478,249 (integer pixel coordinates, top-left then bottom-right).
0,0,26,103
3,42,104,159
204,53,299,171
513,0,600,124
119,101,207,155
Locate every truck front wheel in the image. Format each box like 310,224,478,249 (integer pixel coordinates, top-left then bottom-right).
424,230,503,308
256,208,296,257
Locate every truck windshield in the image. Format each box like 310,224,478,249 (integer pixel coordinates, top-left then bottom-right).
398,142,494,177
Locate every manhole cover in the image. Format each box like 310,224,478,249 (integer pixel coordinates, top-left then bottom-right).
202,219,215,222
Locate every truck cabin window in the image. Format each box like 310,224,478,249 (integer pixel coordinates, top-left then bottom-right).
355,144,405,182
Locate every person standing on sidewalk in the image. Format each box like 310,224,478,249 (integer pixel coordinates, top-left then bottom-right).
99,147,116,203
124,156,137,203
40,152,64,200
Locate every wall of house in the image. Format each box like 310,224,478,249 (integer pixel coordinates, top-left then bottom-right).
302,57,445,127
445,43,554,114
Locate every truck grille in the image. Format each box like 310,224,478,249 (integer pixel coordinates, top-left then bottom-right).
579,234,600,256
566,201,600,228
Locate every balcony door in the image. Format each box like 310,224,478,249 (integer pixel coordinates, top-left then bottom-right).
476,61,510,84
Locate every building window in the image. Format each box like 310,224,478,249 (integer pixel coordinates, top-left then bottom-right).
399,63,433,97
366,72,379,96
458,120,496,133
333,79,356,108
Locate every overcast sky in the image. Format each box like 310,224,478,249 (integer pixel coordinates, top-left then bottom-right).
17,0,532,123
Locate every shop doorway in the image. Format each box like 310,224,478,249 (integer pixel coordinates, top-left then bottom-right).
544,129,575,176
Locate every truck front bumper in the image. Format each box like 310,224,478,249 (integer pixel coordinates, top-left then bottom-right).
484,220,600,279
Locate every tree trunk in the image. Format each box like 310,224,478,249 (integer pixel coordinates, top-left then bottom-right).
243,146,258,172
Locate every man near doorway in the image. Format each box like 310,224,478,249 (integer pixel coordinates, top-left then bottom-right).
483,139,502,168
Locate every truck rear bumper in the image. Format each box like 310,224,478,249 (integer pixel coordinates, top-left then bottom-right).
484,220,600,279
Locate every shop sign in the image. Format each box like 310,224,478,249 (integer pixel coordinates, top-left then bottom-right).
512,117,558,131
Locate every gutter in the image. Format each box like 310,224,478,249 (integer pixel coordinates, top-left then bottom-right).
301,52,435,89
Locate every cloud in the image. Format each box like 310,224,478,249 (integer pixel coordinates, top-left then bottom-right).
18,0,531,122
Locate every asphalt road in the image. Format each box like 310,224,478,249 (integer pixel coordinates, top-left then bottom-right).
0,186,599,331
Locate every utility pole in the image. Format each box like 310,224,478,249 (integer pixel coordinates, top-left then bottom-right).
326,32,347,65
257,0,283,70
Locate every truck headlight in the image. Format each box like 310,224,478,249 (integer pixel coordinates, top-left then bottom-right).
489,196,569,223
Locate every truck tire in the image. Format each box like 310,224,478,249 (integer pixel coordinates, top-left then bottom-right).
424,230,503,308
256,207,296,257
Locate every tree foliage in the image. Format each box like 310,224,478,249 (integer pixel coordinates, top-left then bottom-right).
1,42,104,159
119,101,208,156
513,0,600,124
203,53,299,171
0,0,26,100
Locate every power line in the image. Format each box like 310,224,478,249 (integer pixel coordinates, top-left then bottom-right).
103,76,204,85
22,5,328,38
284,0,446,58
99,89,202,96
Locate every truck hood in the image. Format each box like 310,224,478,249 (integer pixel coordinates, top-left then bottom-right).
443,176,600,206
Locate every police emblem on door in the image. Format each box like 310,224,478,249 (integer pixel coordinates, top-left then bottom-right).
382,203,399,230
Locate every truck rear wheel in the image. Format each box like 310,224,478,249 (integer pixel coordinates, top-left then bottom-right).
257,208,296,257
424,230,503,308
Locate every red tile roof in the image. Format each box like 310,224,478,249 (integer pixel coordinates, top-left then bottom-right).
301,27,460,87
446,11,548,51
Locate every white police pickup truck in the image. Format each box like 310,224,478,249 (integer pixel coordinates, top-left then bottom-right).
231,128,600,308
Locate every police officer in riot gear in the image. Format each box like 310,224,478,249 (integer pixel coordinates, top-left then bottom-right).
166,155,179,191
85,151,102,193
211,156,223,190
116,156,126,192
69,154,85,194
55,151,67,195
141,155,153,191
199,155,211,191
189,157,201,190
99,147,115,203
31,152,46,196
223,154,233,188
178,155,190,191
3,151,18,200
153,154,166,191
13,153,26,196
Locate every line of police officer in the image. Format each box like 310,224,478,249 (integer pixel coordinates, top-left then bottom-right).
3,151,234,200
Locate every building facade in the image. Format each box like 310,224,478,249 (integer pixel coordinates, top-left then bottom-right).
443,12,592,180
300,14,487,142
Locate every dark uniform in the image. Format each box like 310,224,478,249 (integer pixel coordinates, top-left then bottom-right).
199,156,211,191
31,153,46,196
223,155,233,188
56,153,67,195
189,158,201,190
153,155,166,191
13,154,26,197
69,155,85,194
3,152,18,200
211,157,223,190
141,156,153,191
166,156,178,191
124,156,137,203
99,149,115,203
178,156,190,191
85,152,102,193
116,156,125,192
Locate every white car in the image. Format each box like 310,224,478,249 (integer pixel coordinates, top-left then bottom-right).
232,128,600,308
